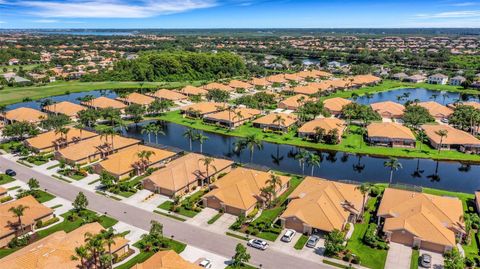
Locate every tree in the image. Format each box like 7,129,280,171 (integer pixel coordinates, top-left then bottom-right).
449,105,480,134
9,204,29,237
266,174,282,200
195,133,209,153
71,246,88,269
241,134,263,162
149,220,164,239
435,129,448,153
416,130,428,151
100,227,119,268
73,191,89,212
403,105,435,128
444,248,464,269
306,152,321,176
101,107,121,127
125,103,145,125
232,243,251,267
77,108,100,127
27,177,39,191
324,229,345,257
294,149,309,175
40,114,71,131
206,89,230,102
273,114,286,131
355,183,372,218
384,157,402,184
313,126,326,143
84,232,105,268
200,156,217,189
183,128,196,151
141,123,157,143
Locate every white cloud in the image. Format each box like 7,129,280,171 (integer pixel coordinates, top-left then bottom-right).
20,0,217,18
0,21,5,24
416,10,480,18
449,2,478,7
33,19,58,23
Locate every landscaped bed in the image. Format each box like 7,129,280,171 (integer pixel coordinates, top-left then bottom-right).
158,190,206,218
0,174,15,185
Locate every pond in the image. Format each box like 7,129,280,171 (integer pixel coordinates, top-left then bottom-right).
123,120,480,193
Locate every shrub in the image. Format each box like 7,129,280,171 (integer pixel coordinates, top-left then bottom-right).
8,235,30,248
351,255,361,264
465,256,475,267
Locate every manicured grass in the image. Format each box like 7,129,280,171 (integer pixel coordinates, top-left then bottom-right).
410,249,419,269
463,232,479,261
323,259,351,269
0,141,22,153
0,248,20,259
345,197,387,269
34,190,56,203
153,210,187,222
208,212,224,224
46,163,61,170
294,234,308,250
226,264,258,269
0,174,16,185
226,232,249,241
158,201,199,218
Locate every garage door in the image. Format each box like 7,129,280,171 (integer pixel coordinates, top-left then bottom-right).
225,205,242,216
285,218,305,233
421,241,445,253
206,197,222,210
391,230,414,246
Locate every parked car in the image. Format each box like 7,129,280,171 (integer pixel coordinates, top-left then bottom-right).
420,253,432,268
199,259,212,268
247,239,268,250
5,169,16,177
281,229,296,242
306,235,320,248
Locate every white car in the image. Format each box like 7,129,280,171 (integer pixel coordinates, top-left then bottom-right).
247,239,268,250
199,259,212,268
281,229,296,242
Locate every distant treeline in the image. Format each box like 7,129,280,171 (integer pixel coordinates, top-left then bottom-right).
82,51,247,82
0,48,39,64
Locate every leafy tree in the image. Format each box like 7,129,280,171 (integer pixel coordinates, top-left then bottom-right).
232,243,251,267
449,105,480,134
444,248,464,269
206,89,230,102
3,121,39,140
324,229,346,257
403,105,435,128
40,114,71,130
340,103,381,126
27,178,39,190
9,205,29,237
73,191,89,212
77,108,100,127
125,103,145,125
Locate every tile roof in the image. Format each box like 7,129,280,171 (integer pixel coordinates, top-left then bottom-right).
228,80,253,89
202,83,234,92
43,101,86,117
180,85,208,96
4,107,47,123
266,74,288,84
180,102,228,115
323,97,352,113
298,118,346,135
350,74,382,85
83,96,127,110
133,250,202,269
117,93,155,106
250,77,271,87
291,85,319,95
370,101,405,118
279,94,315,110
203,108,262,123
417,101,453,118
422,124,480,145
25,127,98,151
252,113,298,127
150,89,188,101
367,122,416,140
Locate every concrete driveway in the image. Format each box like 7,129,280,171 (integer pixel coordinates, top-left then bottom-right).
181,245,230,269
386,243,412,269
207,213,237,234
271,229,301,253
419,250,444,269
188,207,219,226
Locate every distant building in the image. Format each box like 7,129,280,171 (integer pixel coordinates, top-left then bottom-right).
406,74,427,83
392,73,409,81
450,76,466,86
8,58,19,65
428,73,448,85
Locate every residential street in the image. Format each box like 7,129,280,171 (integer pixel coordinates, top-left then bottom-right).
0,156,332,269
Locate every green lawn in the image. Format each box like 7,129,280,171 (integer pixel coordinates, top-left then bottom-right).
0,141,22,153
463,232,479,262
410,249,419,269
226,264,258,269
158,201,199,218
294,234,308,250
0,174,16,185
34,190,56,203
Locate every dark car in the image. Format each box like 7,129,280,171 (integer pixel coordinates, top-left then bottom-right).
5,169,16,177
420,253,432,268
306,235,320,248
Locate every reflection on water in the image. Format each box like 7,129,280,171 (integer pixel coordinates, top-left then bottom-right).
124,120,480,193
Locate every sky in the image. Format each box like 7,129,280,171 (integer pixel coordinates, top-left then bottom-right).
1,0,480,29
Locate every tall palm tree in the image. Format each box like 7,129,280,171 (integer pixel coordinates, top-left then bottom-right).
306,152,321,176
355,183,372,219
200,156,217,189
84,232,104,269
75,123,86,141
242,134,263,162
141,123,156,143
152,124,165,145
137,150,155,174
313,127,325,143
100,127,117,153
416,130,428,151
434,129,448,153
266,174,282,200
100,228,119,268
295,149,309,175
384,157,402,184
183,128,196,151
9,205,29,237
71,246,89,269
272,114,286,132
195,133,209,153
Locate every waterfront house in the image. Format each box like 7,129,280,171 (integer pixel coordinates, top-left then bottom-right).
25,127,98,153
43,101,86,119
291,85,319,96
250,77,272,88
450,76,466,86
370,101,405,119
180,102,228,118
422,124,480,153
203,82,234,92
392,73,409,81
203,167,290,216
428,73,449,85
252,113,298,132
0,196,54,248
2,107,47,124
350,74,382,87
116,92,155,107
142,153,233,198
406,74,427,83
81,96,127,110
367,122,416,148
150,89,188,101
298,118,346,142
203,107,262,128
180,85,208,96
267,74,288,84
323,97,352,116
280,177,364,235
417,101,453,120
378,188,465,253
132,250,202,269
228,80,253,91
94,145,176,180
278,94,314,110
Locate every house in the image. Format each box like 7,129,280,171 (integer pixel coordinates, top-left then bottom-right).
2,107,47,124
291,85,319,96
278,94,314,110
42,101,86,119
323,97,352,116
250,77,272,88
422,124,480,153
142,153,233,197
116,92,155,106
203,82,234,92
8,58,19,65
0,222,130,268
280,177,364,235
203,167,290,216
0,196,54,248
428,73,448,85
367,122,416,148
252,113,298,132
417,101,453,120
267,74,288,84
25,127,98,153
81,96,127,110
180,85,208,96
370,101,405,119
203,107,262,128
378,188,465,253
298,118,346,142
180,102,228,117
150,89,188,101
94,145,176,180
55,135,140,165
406,74,427,83
392,73,409,81
450,76,466,86
350,74,382,87
132,250,202,269
228,80,253,91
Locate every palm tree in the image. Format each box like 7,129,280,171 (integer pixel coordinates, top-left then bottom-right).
384,157,402,184
75,122,86,141
84,232,104,269
242,134,263,162
183,128,196,151
100,127,117,153
266,174,282,200
100,228,119,268
306,152,321,176
355,183,372,219
199,156,217,189
295,149,309,175
9,205,29,237
71,246,89,269
272,114,286,132
416,130,428,151
434,129,448,153
152,124,165,145
141,123,156,143
313,127,325,143
260,185,275,208
137,150,155,174
195,133,209,153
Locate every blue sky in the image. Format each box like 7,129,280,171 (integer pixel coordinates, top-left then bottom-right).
1,0,480,28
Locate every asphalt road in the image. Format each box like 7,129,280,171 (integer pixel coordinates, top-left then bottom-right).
0,156,330,269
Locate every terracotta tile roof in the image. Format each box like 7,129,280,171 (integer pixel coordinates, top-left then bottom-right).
204,108,262,123
292,85,319,95
150,89,188,101
228,80,253,89
132,250,202,269
350,74,382,85
252,113,298,127
180,85,208,96
327,79,349,89
279,94,315,110
82,96,127,110
250,77,271,87
43,101,86,117
57,135,140,162
4,107,47,123
417,101,453,118
422,124,480,145
298,118,346,135
266,74,288,84
117,93,155,106
202,83,234,92
281,177,364,232
205,167,290,211
284,73,303,81
180,102,228,115
0,196,53,239
0,222,129,269
378,188,464,247
370,101,405,118
308,81,332,92
367,122,416,140
323,97,352,113
99,145,176,176
143,153,233,192
25,127,98,151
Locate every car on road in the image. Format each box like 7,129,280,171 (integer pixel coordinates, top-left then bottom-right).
199,259,212,268
5,169,16,177
247,239,268,250
306,235,320,248
420,253,432,268
281,229,296,242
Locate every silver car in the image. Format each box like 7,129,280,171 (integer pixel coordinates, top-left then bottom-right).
420,253,432,268
281,229,296,242
247,239,268,250
199,259,212,268
306,235,320,248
